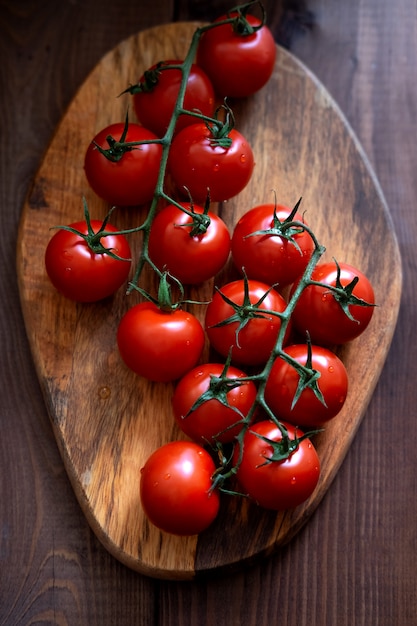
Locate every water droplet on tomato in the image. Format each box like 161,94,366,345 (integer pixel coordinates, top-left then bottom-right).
164,473,171,480
240,154,247,163
213,163,220,172
290,476,297,485
328,366,334,373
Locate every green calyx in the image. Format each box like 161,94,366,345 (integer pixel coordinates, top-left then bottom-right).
93,111,161,163
183,354,247,420
51,199,131,262
175,195,212,237
129,270,207,312
254,426,321,467
227,1,266,35
119,61,183,96
209,273,283,348
284,334,327,410
205,101,235,149
310,258,377,322
245,197,307,254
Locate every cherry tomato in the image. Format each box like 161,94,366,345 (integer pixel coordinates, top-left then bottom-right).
233,420,320,510
197,12,276,98
205,279,288,367
117,302,205,382
84,122,162,207
168,122,254,203
172,362,257,444
148,202,231,284
45,220,131,302
131,60,215,138
140,441,220,535
231,203,315,288
290,261,376,346
264,344,349,427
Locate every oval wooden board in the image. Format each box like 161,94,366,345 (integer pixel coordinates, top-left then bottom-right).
17,22,402,580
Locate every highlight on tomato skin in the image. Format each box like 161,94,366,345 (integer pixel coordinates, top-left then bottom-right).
140,440,221,536
233,420,321,511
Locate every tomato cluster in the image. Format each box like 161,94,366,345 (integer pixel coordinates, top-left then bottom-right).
44,3,377,537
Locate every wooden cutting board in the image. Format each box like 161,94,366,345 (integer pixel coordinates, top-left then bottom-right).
16,22,402,580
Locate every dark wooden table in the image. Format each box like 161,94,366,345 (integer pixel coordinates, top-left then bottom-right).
1,1,415,624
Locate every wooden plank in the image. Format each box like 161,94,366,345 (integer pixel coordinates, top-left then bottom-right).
16,20,401,580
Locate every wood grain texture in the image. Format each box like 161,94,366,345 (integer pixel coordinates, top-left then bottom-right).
17,20,400,580
1,0,416,623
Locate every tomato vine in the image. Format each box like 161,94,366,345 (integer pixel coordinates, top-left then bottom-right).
47,0,377,530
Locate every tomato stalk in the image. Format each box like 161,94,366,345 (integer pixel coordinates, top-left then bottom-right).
119,61,185,96
171,193,213,237
77,6,371,499
205,226,327,491
128,270,209,312
226,0,267,34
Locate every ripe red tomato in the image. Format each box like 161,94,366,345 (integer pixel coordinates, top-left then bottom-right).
45,220,131,302
117,302,205,382
264,344,349,427
172,362,257,444
290,261,376,346
233,420,320,510
197,12,276,98
148,202,231,284
231,203,315,288
168,122,254,203
84,122,162,207
205,279,288,366
140,440,220,535
131,60,215,138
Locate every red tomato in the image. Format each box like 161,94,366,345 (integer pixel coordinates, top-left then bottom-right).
117,302,205,382
231,203,315,288
205,279,288,366
148,202,231,284
290,261,376,346
131,60,215,138
233,420,320,510
172,362,257,444
140,441,220,535
45,220,131,302
168,122,254,203
265,344,349,427
84,122,162,206
197,12,276,98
